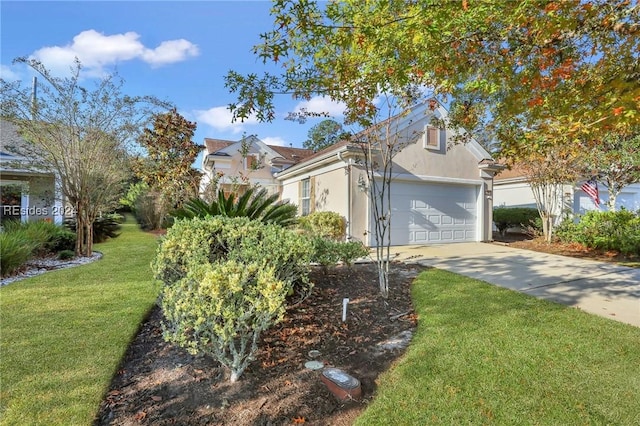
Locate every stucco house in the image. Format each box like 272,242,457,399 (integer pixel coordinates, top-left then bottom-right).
0,119,66,224
200,135,314,197
493,166,640,216
275,102,503,246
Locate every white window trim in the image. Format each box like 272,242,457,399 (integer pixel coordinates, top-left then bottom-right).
300,178,311,216
423,125,442,151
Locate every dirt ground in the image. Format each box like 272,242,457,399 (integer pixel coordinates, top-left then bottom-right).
95,262,422,426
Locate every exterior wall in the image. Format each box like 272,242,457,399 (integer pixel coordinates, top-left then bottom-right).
575,183,640,214
496,180,640,216
493,181,537,209
205,150,280,195
392,131,484,181
279,162,349,220
313,168,348,217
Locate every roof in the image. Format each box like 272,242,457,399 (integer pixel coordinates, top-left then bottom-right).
203,136,314,164
203,138,234,154
494,163,527,181
270,145,315,162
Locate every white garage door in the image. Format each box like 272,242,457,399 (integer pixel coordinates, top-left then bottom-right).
380,181,478,246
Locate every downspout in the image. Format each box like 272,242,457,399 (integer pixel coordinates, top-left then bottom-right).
337,151,351,240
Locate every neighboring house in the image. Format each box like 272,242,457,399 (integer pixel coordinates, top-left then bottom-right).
275,102,503,246
0,119,66,225
200,135,315,197
493,166,640,216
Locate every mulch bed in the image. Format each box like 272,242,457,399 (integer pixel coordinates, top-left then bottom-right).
95,262,424,426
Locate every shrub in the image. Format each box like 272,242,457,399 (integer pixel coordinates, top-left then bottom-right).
161,261,289,382
572,209,640,255
48,227,76,252
337,240,370,267
554,218,579,244
153,216,313,294
64,213,123,243
174,187,298,228
310,237,341,273
493,207,541,235
298,211,346,240
3,220,52,256
0,231,35,276
620,217,640,256
57,250,75,260
2,220,72,256
310,237,369,273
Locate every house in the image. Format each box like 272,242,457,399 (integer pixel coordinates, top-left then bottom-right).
275,102,503,246
493,166,640,216
0,119,66,224
200,135,314,197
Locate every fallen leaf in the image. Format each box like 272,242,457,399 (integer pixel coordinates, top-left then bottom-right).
151,396,162,402
292,416,306,424
134,411,147,421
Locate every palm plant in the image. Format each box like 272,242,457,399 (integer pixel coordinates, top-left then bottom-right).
173,187,298,227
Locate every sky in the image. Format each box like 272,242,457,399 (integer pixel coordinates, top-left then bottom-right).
1,1,346,163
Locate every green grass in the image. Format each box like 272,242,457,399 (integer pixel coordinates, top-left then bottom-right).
356,269,640,425
0,217,160,425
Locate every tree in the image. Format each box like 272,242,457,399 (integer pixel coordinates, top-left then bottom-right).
303,119,349,152
582,131,640,211
507,132,581,242
1,58,167,255
133,108,203,226
350,96,421,297
226,0,639,152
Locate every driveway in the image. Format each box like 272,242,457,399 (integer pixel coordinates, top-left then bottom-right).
390,242,640,327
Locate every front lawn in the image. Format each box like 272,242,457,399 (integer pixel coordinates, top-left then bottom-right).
356,269,640,425
0,218,160,425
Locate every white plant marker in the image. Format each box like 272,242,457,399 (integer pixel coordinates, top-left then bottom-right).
342,298,349,322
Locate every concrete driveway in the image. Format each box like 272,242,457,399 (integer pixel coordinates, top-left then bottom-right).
390,242,640,327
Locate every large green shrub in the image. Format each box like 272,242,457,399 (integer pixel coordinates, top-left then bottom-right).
155,216,314,382
298,211,346,240
64,213,123,243
0,231,35,276
161,261,289,382
2,220,75,256
493,207,541,235
153,216,312,289
310,237,369,273
173,187,298,228
571,209,640,256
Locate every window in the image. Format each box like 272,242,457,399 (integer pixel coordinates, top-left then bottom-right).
300,178,311,216
244,154,263,170
0,181,28,224
423,125,441,150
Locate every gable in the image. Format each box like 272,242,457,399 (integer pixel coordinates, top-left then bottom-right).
276,101,495,182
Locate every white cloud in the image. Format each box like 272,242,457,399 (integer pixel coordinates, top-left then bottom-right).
261,136,290,147
293,95,346,118
141,39,200,67
194,106,258,134
0,64,21,81
31,30,199,76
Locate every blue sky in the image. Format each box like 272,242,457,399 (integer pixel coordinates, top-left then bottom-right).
1,1,346,158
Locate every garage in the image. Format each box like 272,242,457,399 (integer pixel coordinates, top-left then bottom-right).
373,181,479,246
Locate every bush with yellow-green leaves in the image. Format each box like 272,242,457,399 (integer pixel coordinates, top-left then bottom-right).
154,216,313,382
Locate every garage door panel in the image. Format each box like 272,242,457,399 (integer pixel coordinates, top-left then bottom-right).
384,181,478,245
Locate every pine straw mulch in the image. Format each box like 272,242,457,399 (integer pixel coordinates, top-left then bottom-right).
95,262,424,426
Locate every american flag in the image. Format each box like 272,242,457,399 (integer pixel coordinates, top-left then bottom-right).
581,178,599,207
